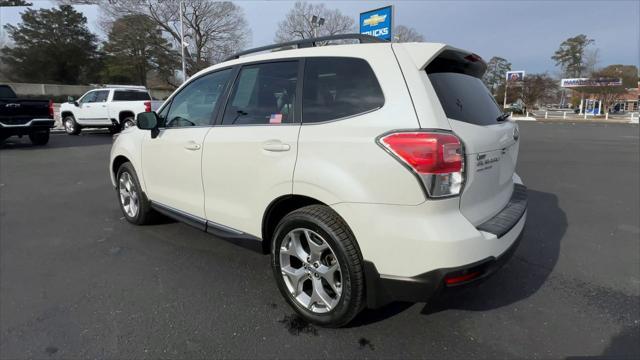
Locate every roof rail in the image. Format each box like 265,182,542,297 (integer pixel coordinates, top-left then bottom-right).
224,34,387,62
102,85,147,90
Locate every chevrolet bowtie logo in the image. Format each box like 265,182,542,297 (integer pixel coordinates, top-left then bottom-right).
363,14,387,27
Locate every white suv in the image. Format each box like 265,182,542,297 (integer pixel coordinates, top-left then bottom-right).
109,35,527,327
61,86,160,135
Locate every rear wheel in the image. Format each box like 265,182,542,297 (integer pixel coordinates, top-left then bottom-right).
116,162,155,225
122,117,135,129
29,130,50,145
63,115,81,135
271,205,364,327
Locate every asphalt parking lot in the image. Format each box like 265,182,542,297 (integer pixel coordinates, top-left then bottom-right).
1,122,639,359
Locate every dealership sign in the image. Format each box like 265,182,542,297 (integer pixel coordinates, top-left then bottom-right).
506,71,525,82
560,78,623,88
360,6,393,41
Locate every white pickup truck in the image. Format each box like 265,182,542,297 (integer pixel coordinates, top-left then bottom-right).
60,86,162,135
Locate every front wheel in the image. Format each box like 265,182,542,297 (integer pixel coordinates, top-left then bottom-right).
116,162,155,225
271,205,365,327
29,130,50,145
63,115,81,135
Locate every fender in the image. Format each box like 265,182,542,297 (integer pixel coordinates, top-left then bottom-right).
109,129,147,193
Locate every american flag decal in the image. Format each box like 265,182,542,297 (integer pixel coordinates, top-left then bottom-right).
269,113,283,124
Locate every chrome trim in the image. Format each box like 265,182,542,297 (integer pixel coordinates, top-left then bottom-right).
0,118,54,127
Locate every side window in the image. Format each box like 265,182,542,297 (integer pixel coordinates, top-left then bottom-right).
222,61,298,125
302,57,384,123
79,91,97,104
166,69,232,127
94,91,109,103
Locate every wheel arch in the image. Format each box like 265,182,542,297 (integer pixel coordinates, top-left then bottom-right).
112,155,130,181
60,110,74,119
118,110,135,123
261,194,325,254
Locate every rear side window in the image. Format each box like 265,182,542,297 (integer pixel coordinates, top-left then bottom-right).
222,61,298,125
113,91,151,101
302,57,384,123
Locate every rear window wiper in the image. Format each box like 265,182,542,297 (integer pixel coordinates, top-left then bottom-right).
497,112,510,122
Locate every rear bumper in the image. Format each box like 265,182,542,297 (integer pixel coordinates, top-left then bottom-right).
359,184,528,308
364,224,524,308
0,119,54,136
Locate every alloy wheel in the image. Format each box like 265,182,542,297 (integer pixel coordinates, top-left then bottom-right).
118,172,139,218
279,228,343,313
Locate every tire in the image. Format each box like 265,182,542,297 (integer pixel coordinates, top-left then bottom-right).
122,118,135,130
28,130,50,145
271,205,364,327
116,162,155,225
63,115,81,135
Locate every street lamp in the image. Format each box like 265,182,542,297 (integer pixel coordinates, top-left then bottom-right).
310,15,325,38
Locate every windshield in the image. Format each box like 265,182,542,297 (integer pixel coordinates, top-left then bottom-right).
428,72,503,126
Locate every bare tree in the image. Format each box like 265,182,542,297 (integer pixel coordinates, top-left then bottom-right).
274,1,354,43
68,0,250,74
583,48,600,76
393,25,424,42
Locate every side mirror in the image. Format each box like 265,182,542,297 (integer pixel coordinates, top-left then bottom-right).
136,111,160,138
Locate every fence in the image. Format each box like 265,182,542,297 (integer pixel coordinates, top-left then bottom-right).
5,82,174,100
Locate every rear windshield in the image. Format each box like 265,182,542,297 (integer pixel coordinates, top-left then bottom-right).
0,85,17,98
113,90,151,101
428,72,502,126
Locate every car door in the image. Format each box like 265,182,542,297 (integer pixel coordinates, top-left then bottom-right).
141,69,234,220
202,60,301,237
74,91,97,122
77,90,110,124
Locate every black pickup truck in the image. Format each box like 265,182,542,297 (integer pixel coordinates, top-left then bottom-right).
1,84,54,145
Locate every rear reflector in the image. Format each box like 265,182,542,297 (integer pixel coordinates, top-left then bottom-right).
378,131,464,198
444,271,480,285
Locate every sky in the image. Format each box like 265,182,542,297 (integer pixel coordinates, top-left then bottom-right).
1,0,639,75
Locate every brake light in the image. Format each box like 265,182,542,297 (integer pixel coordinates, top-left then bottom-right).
144,101,151,112
379,132,464,198
48,99,54,118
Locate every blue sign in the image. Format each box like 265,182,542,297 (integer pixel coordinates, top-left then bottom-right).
360,6,393,41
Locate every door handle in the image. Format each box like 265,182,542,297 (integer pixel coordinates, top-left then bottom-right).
184,141,201,151
262,142,290,152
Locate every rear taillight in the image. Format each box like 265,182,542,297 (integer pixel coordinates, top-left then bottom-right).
48,99,54,118
144,101,151,112
379,131,464,198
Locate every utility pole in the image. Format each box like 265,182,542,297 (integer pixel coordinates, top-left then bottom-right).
503,81,509,109
179,0,187,83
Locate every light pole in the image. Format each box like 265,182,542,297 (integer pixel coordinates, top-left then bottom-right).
179,0,187,83
310,15,325,38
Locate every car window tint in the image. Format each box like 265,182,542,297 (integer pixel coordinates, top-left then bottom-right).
428,72,502,126
222,61,298,125
80,91,97,104
113,91,151,101
165,69,232,128
302,58,384,123
93,91,109,103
